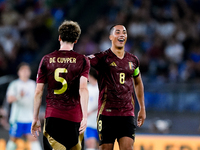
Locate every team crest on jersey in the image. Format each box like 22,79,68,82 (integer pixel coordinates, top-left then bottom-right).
110,62,117,66
129,62,134,70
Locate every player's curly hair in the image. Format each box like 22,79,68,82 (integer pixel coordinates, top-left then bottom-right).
58,20,81,43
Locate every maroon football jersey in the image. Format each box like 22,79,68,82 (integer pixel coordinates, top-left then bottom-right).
89,49,140,117
37,50,90,122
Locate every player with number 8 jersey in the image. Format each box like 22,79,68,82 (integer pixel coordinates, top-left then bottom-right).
88,25,146,150
89,49,139,117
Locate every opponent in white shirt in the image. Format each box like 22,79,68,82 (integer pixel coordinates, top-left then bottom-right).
85,68,99,150
6,62,42,150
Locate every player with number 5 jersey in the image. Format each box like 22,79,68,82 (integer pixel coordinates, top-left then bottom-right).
31,20,90,150
36,50,89,122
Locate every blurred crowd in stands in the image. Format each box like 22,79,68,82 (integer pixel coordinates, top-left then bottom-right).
0,0,200,83
0,0,52,77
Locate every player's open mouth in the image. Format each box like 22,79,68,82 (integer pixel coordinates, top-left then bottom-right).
118,39,125,42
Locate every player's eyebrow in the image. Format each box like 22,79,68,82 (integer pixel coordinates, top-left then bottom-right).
115,29,126,32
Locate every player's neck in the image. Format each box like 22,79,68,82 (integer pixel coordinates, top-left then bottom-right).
19,77,29,82
59,41,74,51
110,47,125,59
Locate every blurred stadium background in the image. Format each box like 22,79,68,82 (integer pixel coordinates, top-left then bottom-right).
0,0,200,149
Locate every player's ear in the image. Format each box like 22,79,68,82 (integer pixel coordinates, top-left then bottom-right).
74,40,77,44
109,35,113,41
58,35,61,41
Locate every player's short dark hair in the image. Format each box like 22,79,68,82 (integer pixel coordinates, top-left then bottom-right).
109,24,126,35
17,62,30,71
58,20,81,43
89,67,98,80
109,25,117,35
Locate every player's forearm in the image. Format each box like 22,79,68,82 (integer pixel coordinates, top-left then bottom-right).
88,107,98,116
33,88,43,120
7,96,17,103
79,88,89,118
135,80,145,110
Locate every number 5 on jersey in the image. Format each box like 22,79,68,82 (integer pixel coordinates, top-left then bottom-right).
54,68,68,94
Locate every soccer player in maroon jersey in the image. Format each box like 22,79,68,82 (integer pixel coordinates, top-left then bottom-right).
88,25,146,150
31,20,90,150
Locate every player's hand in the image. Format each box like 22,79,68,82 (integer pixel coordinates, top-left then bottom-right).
79,118,87,134
20,90,25,97
87,111,93,117
31,119,41,138
137,108,146,127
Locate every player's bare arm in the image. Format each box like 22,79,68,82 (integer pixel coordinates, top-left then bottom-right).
133,74,146,127
79,76,89,134
31,83,44,138
7,96,18,103
7,90,25,103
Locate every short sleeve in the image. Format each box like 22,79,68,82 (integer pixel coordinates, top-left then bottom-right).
133,55,140,78
88,52,105,71
88,54,99,69
80,56,90,79
6,81,16,97
135,55,140,68
36,56,47,83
